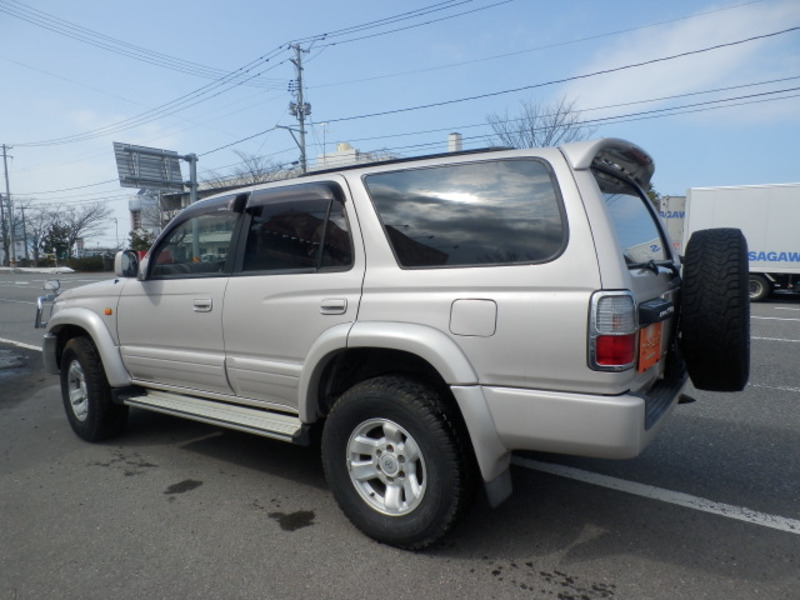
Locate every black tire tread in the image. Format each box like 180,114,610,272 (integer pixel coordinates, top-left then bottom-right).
322,375,474,550
61,336,128,442
681,228,750,391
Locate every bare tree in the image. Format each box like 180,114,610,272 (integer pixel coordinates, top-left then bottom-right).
17,200,56,266
203,151,288,188
62,202,114,257
487,96,596,149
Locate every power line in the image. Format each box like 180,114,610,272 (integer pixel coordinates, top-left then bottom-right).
346,88,800,160
11,49,290,147
291,1,481,44
321,26,800,125
17,74,798,198
309,0,769,90
0,0,283,86
8,6,797,198
309,0,515,47
7,0,518,148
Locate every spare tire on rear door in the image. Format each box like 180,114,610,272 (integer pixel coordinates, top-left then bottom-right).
680,228,750,392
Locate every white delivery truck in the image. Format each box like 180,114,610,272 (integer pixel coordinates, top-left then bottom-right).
671,183,800,301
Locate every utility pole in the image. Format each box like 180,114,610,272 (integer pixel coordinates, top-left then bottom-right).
20,205,28,260
2,144,14,265
288,44,311,173
0,190,6,267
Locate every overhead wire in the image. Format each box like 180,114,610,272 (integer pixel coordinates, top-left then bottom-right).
19,70,798,198
351,88,800,158
8,1,507,148
320,26,800,125
305,0,515,47
12,48,290,147
0,0,284,87
9,3,797,197
309,0,769,90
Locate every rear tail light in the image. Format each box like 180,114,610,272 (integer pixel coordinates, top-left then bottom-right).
589,291,636,371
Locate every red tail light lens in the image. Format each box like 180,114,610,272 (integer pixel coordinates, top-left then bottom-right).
589,291,636,371
595,334,636,366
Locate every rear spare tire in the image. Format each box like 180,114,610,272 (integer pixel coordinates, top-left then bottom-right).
681,228,749,391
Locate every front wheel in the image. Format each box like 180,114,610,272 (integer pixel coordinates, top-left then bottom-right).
60,337,128,442
321,376,474,550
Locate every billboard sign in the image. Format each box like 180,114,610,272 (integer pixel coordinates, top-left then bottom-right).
113,142,185,192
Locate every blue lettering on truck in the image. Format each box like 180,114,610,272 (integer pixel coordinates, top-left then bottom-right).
748,251,800,263
659,211,685,219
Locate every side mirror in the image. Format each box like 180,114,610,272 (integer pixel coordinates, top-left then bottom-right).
35,280,61,329
43,279,61,292
114,250,140,278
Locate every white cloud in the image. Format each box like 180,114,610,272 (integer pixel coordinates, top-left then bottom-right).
562,1,800,124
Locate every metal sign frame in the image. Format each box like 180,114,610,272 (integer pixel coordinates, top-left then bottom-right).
113,142,185,192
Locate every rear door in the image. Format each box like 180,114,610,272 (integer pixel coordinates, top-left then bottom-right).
593,168,680,378
221,179,364,409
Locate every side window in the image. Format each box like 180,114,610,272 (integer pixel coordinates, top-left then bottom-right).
242,198,353,273
150,212,238,279
594,169,667,263
364,159,566,268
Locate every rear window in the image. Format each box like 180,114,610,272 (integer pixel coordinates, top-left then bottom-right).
594,169,667,263
364,159,566,268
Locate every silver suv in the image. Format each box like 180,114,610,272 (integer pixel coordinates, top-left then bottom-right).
36,139,749,549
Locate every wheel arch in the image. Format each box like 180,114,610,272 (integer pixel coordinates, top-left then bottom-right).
47,308,132,388
299,321,479,423
299,322,510,501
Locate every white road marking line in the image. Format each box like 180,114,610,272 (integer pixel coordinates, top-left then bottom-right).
752,336,800,343
0,337,42,352
513,457,800,535
751,316,800,322
749,383,800,394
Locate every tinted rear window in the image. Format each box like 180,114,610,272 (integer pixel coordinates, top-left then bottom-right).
364,159,566,268
594,169,667,263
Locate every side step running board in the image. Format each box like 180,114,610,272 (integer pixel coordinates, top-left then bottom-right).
123,390,308,444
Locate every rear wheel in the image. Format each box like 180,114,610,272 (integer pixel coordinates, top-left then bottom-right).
680,228,750,391
748,274,770,302
60,337,128,441
321,376,474,550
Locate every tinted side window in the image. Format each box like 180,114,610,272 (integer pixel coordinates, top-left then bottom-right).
242,199,353,272
150,213,238,279
594,169,667,263
364,159,565,268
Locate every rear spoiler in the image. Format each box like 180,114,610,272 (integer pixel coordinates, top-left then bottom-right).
560,138,655,189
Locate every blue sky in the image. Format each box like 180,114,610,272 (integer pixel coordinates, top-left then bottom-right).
1,0,799,248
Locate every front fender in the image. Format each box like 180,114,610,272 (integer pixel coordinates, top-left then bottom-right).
47,307,132,388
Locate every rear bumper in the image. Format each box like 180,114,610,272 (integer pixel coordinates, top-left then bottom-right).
452,364,687,488
483,384,682,460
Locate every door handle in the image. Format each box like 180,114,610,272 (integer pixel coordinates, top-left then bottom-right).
193,298,213,312
320,298,347,315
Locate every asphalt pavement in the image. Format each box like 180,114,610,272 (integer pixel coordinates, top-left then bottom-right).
1,271,798,599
